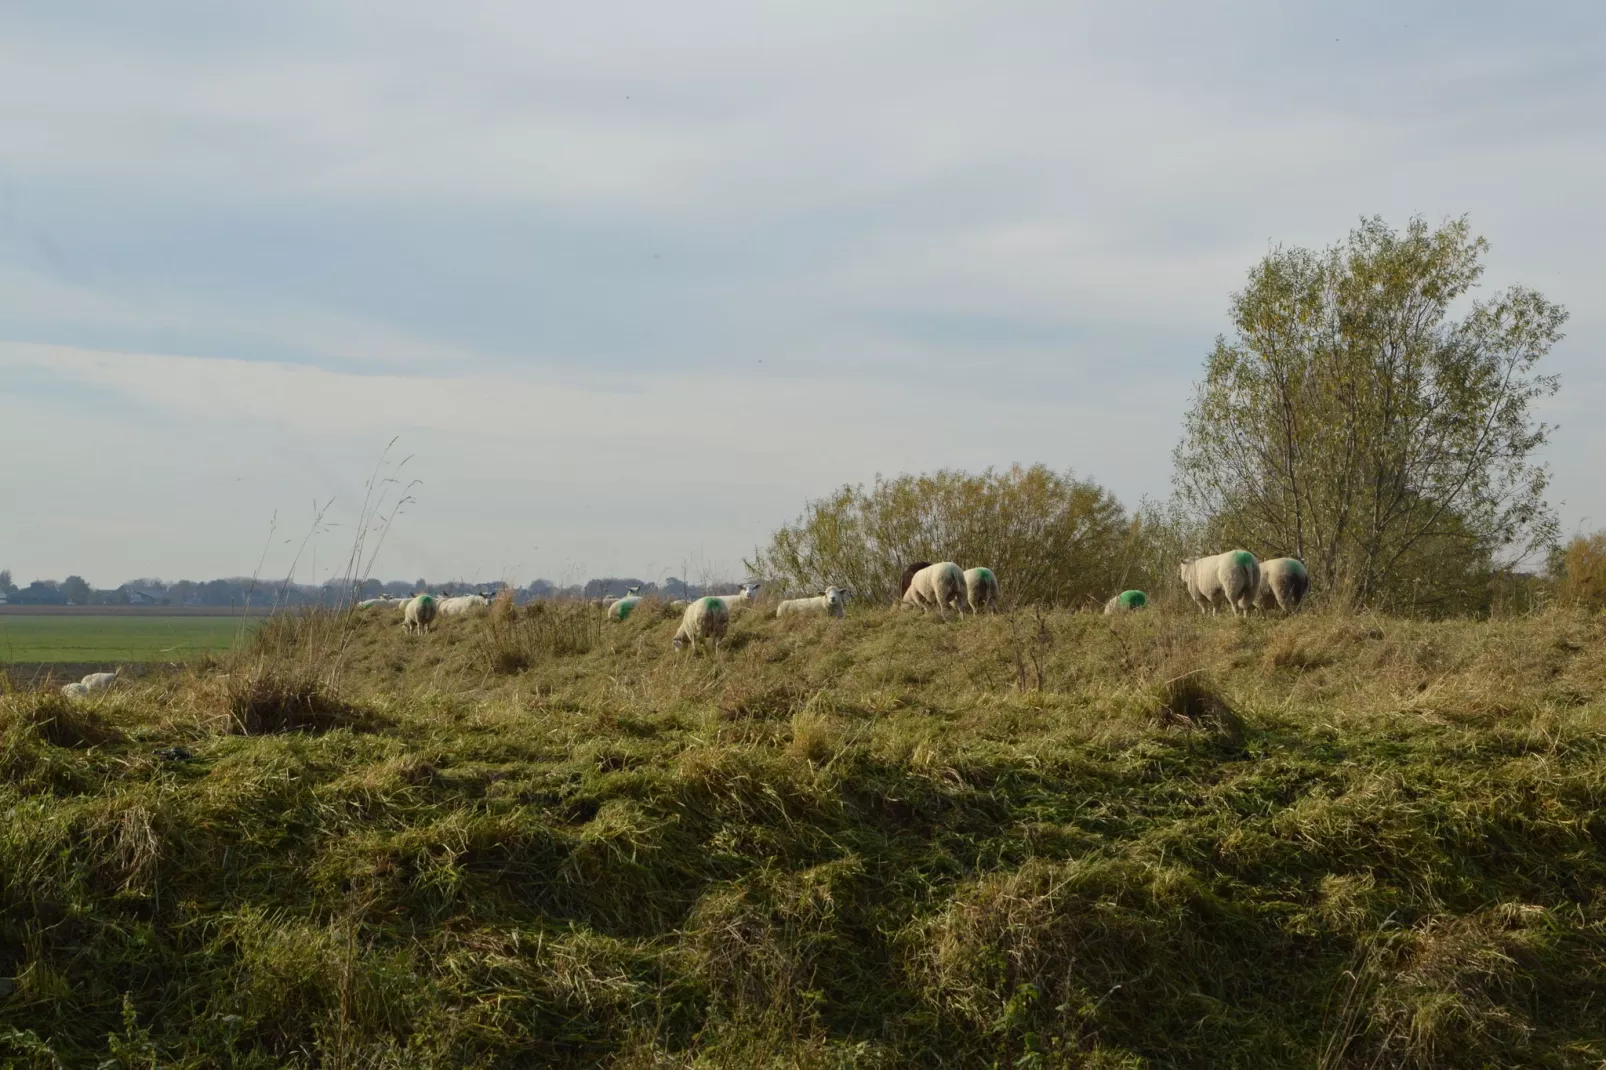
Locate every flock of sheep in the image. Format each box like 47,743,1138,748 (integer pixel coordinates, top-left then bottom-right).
52,550,1312,697
352,550,1309,659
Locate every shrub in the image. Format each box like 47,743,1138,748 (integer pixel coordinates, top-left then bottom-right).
748,464,1135,605
1557,531,1606,609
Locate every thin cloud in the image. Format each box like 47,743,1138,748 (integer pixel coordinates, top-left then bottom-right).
0,2,1601,582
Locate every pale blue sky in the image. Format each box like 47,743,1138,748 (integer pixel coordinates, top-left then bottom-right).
3,2,1602,586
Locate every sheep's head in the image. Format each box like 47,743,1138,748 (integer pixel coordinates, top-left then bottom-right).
1177,560,1193,585
739,582,761,598
626,585,642,595
823,585,847,610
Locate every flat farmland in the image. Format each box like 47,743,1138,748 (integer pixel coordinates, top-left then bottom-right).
0,610,251,662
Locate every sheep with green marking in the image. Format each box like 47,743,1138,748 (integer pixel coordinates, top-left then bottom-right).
1254,557,1310,612
672,596,729,655
1178,550,1260,617
963,567,999,613
403,593,438,634
1104,590,1148,614
607,586,644,621
901,562,970,617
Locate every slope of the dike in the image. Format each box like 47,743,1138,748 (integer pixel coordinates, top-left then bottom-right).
3,602,1604,1068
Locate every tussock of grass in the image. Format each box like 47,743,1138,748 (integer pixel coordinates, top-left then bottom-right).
477,600,602,674
1,690,124,749
1,605,1605,1066
223,667,366,734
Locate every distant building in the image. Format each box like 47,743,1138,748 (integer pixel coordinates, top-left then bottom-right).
11,584,67,606
123,586,169,606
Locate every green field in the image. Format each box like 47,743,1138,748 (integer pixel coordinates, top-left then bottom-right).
0,615,247,662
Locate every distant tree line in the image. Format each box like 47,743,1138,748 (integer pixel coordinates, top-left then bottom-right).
0,570,739,608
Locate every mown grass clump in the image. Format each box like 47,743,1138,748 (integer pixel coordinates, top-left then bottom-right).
1,605,1604,1067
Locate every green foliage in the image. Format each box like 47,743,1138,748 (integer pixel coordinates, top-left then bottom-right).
2,606,1606,1066
747,464,1134,606
1174,215,1564,613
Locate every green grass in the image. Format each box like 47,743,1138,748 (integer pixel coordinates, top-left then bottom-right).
0,615,247,663
2,601,1605,1067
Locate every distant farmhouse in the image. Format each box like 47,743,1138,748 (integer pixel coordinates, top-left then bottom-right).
123,586,170,606
10,583,68,606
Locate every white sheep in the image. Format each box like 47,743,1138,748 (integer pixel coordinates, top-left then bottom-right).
1103,590,1148,614
357,596,407,610
1255,557,1310,612
901,562,970,617
1178,550,1260,617
776,586,849,618
607,586,645,621
438,593,491,617
672,596,730,655
963,567,999,613
403,593,438,634
706,582,762,615
80,671,119,693
60,681,91,699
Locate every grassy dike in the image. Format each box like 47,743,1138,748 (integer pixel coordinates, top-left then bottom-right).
2,600,1604,1067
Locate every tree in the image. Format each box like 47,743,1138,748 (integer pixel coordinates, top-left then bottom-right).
0,570,14,596
60,575,92,605
748,465,1133,606
1174,216,1564,611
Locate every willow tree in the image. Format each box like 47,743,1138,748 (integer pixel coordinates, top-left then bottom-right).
1175,216,1564,611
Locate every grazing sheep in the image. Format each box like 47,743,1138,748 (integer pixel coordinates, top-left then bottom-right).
1178,550,1260,617
776,586,849,618
60,681,91,699
439,593,491,617
357,596,408,610
899,561,933,598
901,562,970,616
669,599,689,609
672,596,729,655
1255,557,1310,612
604,586,645,621
1103,590,1148,614
80,671,118,693
403,593,438,634
963,567,999,613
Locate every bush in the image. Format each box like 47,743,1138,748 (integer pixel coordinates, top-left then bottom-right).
748,464,1136,606
1557,531,1606,609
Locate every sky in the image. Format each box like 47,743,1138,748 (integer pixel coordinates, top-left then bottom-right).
2,2,1602,588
